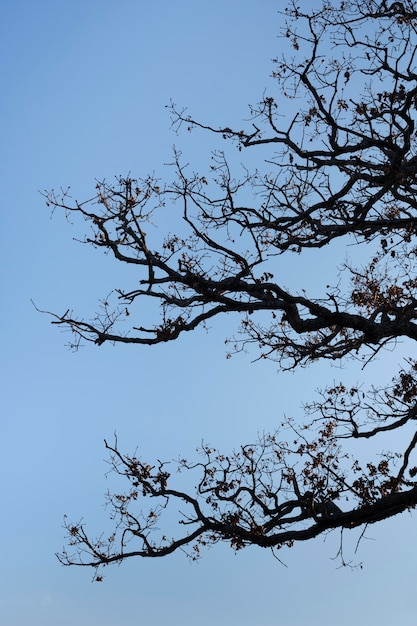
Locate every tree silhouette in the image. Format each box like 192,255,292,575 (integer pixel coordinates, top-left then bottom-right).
44,1,417,576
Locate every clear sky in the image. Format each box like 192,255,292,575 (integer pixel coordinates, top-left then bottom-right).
1,1,416,624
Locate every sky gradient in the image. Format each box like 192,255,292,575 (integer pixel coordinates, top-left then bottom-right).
2,1,417,624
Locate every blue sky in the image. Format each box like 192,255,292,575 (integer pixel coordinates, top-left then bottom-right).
2,1,417,624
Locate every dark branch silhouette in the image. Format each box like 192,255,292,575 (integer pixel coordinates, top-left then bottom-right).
45,0,417,577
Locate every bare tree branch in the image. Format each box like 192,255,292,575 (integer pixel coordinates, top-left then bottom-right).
44,0,417,576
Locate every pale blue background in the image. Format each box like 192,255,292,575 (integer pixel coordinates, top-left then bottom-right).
1,1,416,624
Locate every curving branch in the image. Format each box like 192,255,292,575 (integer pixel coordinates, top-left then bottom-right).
45,0,417,575
57,425,417,577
